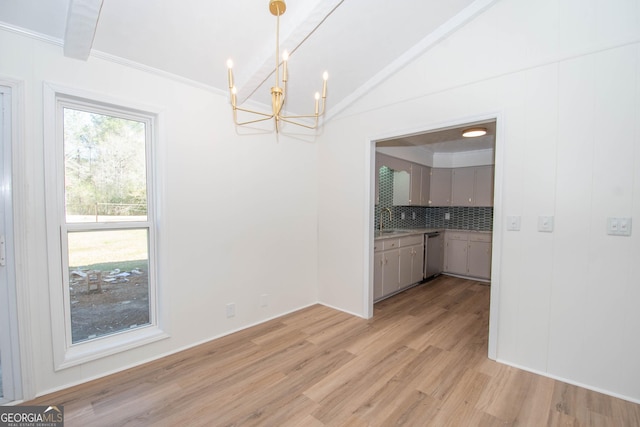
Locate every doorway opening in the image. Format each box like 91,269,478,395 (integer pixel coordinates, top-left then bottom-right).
367,114,503,359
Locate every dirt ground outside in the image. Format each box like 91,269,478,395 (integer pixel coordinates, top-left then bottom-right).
69,267,150,343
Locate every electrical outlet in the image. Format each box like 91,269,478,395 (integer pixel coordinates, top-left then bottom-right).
412,212,416,220
401,212,405,220
260,294,269,307
226,303,236,318
445,212,450,220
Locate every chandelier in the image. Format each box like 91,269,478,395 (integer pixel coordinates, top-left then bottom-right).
226,0,328,132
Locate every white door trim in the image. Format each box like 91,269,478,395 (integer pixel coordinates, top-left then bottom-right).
0,84,18,402
365,111,505,360
0,78,32,402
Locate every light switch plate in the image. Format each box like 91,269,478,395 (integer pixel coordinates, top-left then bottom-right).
607,217,632,236
507,216,521,231
538,216,554,232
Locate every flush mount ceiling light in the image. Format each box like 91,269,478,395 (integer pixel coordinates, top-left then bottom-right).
462,127,487,138
226,0,328,133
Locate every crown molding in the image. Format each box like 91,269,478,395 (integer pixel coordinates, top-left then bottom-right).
0,22,63,46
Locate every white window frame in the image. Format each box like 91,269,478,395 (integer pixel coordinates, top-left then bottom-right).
44,83,168,370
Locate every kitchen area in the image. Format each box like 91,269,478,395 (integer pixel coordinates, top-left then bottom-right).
373,121,495,302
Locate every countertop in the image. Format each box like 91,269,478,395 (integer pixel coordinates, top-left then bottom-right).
374,227,492,240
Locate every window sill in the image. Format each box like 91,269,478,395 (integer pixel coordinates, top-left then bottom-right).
55,325,169,371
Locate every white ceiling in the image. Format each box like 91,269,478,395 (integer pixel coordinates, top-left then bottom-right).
0,0,497,125
376,120,496,153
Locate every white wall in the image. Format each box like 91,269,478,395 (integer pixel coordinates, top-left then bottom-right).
433,148,494,168
1,28,318,397
317,0,640,402
377,144,495,168
376,146,434,167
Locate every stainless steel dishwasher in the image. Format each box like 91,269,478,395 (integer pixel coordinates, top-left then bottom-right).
424,232,444,279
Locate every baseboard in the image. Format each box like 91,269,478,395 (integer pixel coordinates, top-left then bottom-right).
31,302,320,400
495,358,640,405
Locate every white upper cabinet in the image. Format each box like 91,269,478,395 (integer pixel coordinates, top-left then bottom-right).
418,165,431,206
473,165,494,207
429,168,452,206
451,167,476,206
376,153,493,207
392,169,411,205
451,165,494,207
376,153,431,206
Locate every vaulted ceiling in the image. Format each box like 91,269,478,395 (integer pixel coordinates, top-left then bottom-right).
0,0,499,123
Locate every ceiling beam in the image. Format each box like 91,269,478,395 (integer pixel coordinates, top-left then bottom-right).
63,0,104,60
235,0,343,104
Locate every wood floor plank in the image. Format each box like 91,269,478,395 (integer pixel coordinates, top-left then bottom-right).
378,390,441,426
350,345,443,423
512,374,556,427
427,368,491,426
476,366,535,422
23,275,640,426
306,346,418,418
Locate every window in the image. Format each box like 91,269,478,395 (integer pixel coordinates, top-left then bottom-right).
45,85,167,369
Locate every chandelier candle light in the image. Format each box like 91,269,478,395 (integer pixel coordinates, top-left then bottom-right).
226,0,328,132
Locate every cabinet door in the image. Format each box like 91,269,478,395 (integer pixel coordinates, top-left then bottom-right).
420,165,431,206
399,246,413,289
474,165,494,206
382,249,400,296
445,237,468,275
467,240,492,279
429,168,452,206
374,252,384,300
409,165,421,206
451,167,475,206
411,244,424,284
392,169,411,205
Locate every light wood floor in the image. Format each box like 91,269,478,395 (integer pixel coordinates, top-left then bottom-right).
26,275,640,426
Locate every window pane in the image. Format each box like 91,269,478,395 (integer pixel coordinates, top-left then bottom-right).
68,229,150,344
63,108,147,223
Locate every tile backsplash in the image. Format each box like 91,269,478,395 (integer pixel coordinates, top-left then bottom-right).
424,206,493,230
376,165,493,231
375,206,493,231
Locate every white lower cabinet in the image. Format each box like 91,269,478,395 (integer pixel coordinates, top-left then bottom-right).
410,243,425,284
382,247,400,297
373,251,384,300
444,231,492,280
400,242,424,288
374,234,424,301
444,232,469,276
467,234,492,279
374,238,400,300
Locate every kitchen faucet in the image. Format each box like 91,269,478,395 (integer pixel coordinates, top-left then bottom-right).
380,207,392,232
